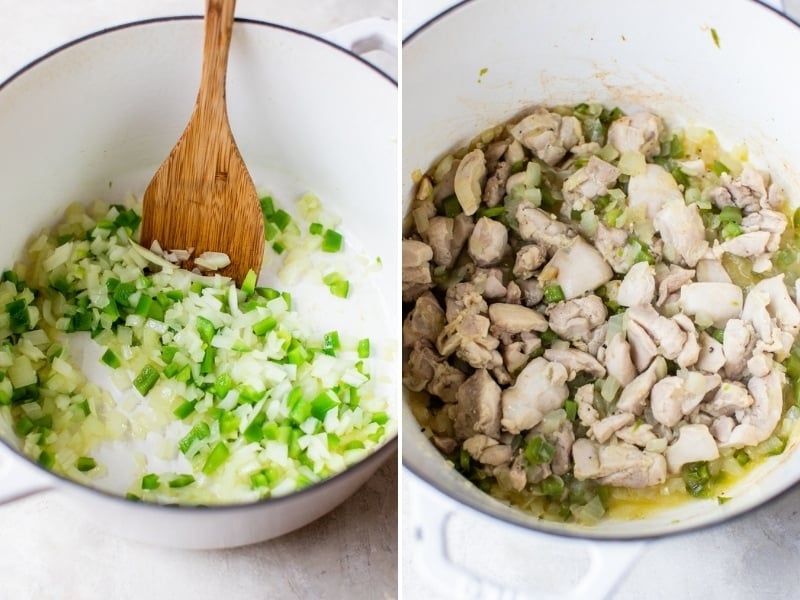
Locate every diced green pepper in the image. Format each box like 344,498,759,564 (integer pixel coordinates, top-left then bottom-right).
101,349,121,369
133,364,160,396
168,474,195,488
543,285,565,304
76,456,97,472
173,400,197,419
524,436,555,465
321,229,344,253
311,392,339,420
202,442,230,475
195,316,216,343
141,473,160,490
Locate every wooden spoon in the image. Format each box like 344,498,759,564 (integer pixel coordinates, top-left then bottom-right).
140,0,264,285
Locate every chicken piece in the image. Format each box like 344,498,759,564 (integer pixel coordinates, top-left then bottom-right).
504,281,521,306
540,237,613,300
665,424,720,473
483,161,512,208
423,216,455,268
678,282,743,329
547,295,607,344
502,336,542,374
672,313,700,369
453,149,487,216
594,222,632,274
617,356,667,415
627,305,686,361
753,274,800,335
550,420,576,476
543,348,606,379
472,268,507,300
500,357,569,434
575,383,599,427
403,291,446,348
402,239,433,301
463,435,513,466
484,139,511,172
741,286,773,343
607,112,664,159
428,361,467,404
721,165,768,214
513,244,547,279
742,209,787,241
696,331,726,374
653,199,709,267
454,369,502,440
489,303,549,336
468,216,508,267
678,371,722,413
509,107,582,166
626,319,659,372
517,279,544,307
572,439,667,488
721,369,784,448
747,350,773,378
627,163,683,220
402,340,439,392
587,322,608,357
445,282,488,322
437,312,502,370
709,186,733,209
615,424,658,448
710,416,736,444
562,156,620,212
713,231,772,260
617,261,655,307
516,203,576,250
590,413,635,444
694,259,732,284
703,380,753,417
650,371,720,427
650,377,685,427
605,333,637,386
722,319,753,379
423,215,474,269
656,264,696,306
432,436,459,455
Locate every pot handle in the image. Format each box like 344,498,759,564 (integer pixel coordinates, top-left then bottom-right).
0,446,53,504
324,17,398,80
410,477,646,600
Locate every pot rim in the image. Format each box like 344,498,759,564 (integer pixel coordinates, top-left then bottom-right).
402,0,796,45
401,0,800,543
0,14,398,513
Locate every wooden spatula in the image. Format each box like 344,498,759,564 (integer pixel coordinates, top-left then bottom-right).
140,0,264,286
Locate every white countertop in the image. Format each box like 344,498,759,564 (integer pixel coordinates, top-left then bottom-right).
0,2,397,599
401,1,800,599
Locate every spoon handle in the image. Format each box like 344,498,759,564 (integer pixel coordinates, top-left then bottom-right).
197,0,236,114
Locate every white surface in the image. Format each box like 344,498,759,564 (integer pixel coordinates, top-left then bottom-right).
401,0,800,599
0,0,397,596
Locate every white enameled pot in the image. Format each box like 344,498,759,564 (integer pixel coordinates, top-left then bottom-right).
0,16,397,549
403,0,800,596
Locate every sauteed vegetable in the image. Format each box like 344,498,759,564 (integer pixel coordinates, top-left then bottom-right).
403,104,800,523
0,194,392,504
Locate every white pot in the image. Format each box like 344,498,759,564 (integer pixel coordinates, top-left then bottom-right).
403,0,800,595
0,16,397,549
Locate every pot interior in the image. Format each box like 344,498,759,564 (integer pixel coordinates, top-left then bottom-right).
402,0,800,538
0,17,398,502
